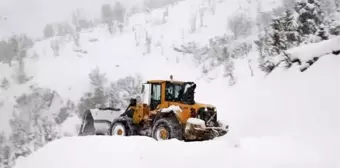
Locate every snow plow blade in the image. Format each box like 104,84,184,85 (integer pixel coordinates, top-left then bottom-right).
79,108,122,136
183,118,229,141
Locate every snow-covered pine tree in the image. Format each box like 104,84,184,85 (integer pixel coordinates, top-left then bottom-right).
254,29,276,73
255,7,300,72
319,0,340,36
268,16,287,56
294,0,326,42
282,9,300,47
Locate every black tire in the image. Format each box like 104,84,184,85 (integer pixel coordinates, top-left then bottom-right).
109,121,130,136
152,116,183,141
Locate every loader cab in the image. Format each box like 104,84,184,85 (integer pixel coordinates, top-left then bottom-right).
165,81,196,105
141,81,161,110
141,80,197,111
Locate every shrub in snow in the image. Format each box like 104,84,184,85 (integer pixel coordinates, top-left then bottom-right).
101,4,114,34
50,38,60,57
0,78,10,90
188,13,197,33
223,60,236,86
231,41,252,59
143,32,152,55
112,2,126,23
8,34,34,84
109,74,143,109
78,68,109,116
101,2,126,34
9,86,63,163
58,100,76,124
43,22,73,38
198,4,207,27
227,12,254,39
0,40,16,66
0,134,12,168
77,70,143,116
43,24,54,38
207,0,217,15
72,9,91,31
88,38,98,43
144,0,184,9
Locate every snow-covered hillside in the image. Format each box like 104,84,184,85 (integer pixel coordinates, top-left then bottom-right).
0,0,340,167
14,41,338,167
13,53,340,168
0,0,270,133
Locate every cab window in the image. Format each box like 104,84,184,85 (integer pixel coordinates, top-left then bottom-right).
165,83,183,102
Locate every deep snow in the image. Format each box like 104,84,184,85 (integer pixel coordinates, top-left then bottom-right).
12,53,340,168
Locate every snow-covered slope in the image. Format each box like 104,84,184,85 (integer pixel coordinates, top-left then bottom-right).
13,54,340,168
0,0,267,133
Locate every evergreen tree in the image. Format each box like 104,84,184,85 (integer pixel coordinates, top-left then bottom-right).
267,8,299,56
255,8,300,73
294,0,325,41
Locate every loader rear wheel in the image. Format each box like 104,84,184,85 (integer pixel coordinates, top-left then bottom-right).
152,117,183,141
111,122,128,136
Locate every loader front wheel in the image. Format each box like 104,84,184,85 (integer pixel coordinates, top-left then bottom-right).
152,117,183,141
111,122,128,136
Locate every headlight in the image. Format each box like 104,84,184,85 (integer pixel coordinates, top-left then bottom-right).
214,108,217,112
205,107,208,112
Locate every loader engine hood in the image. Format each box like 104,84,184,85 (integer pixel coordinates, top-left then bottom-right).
194,103,218,127
194,103,216,111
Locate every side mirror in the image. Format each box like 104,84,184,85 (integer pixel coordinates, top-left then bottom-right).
141,84,145,94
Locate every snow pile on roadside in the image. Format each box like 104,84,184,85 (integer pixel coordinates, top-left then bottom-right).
59,114,82,137
12,135,333,168
224,54,340,139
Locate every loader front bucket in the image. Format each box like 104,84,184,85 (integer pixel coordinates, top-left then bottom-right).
78,110,96,136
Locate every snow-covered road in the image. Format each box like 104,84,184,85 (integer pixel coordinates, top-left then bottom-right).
11,134,335,168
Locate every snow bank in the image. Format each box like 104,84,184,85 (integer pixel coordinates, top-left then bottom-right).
287,35,340,62
13,133,334,168
59,115,82,137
